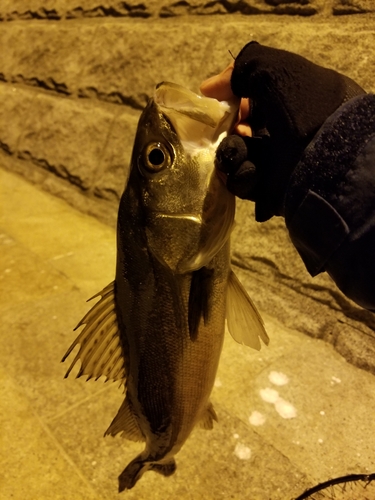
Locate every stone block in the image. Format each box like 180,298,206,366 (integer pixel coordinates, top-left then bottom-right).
18,93,115,190
333,0,375,14
0,0,60,20
0,22,97,95
0,0,158,20
198,17,375,93
1,16,374,110
64,0,156,19
0,0,328,20
159,0,320,16
0,367,99,500
78,21,216,108
0,83,35,155
93,110,140,202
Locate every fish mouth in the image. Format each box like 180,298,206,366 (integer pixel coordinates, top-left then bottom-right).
154,82,239,145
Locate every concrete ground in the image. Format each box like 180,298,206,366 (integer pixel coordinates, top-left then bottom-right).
1,167,375,500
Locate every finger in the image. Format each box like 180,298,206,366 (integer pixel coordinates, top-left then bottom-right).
200,63,234,101
234,98,252,137
234,122,252,137
239,98,251,121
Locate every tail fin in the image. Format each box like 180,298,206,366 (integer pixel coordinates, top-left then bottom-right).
149,459,176,477
118,455,177,491
118,456,148,492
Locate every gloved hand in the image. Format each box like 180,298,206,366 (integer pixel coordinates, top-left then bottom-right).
212,42,365,222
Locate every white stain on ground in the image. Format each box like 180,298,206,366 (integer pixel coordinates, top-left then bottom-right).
259,387,279,404
257,371,297,420
331,376,341,385
214,378,222,388
274,398,297,419
249,410,266,426
234,442,251,460
268,371,289,386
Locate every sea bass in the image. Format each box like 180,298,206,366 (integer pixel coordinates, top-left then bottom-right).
62,82,269,492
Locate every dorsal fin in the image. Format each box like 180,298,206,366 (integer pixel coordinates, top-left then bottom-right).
198,401,218,430
104,396,145,442
226,270,269,350
62,282,126,383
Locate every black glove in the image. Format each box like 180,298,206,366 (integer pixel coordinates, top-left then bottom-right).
216,41,365,222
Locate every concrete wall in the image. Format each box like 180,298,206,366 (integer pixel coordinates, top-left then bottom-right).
1,0,375,372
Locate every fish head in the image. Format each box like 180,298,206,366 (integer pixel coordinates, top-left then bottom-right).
125,82,239,274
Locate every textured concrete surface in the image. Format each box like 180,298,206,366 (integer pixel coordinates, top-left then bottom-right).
1,167,375,499
1,0,375,20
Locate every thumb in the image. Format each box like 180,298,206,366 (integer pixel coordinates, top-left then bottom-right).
200,63,234,101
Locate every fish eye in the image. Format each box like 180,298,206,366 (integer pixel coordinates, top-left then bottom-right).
142,142,172,173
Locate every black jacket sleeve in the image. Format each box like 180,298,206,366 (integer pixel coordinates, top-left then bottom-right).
284,94,375,310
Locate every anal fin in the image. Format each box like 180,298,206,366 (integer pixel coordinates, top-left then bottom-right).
105,396,144,442
226,270,269,350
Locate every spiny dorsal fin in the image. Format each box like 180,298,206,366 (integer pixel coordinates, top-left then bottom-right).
62,281,126,383
104,396,144,442
198,401,218,430
226,270,269,351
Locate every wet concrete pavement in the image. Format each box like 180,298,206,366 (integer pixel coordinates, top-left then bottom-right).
1,167,374,500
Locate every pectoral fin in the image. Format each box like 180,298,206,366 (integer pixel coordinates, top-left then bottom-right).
62,282,126,383
198,401,218,430
105,397,144,442
188,266,214,341
226,270,269,350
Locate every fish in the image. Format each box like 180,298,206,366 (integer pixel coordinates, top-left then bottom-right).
62,82,269,492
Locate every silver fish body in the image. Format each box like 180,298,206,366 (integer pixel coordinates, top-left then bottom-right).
63,83,269,492
113,94,234,489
